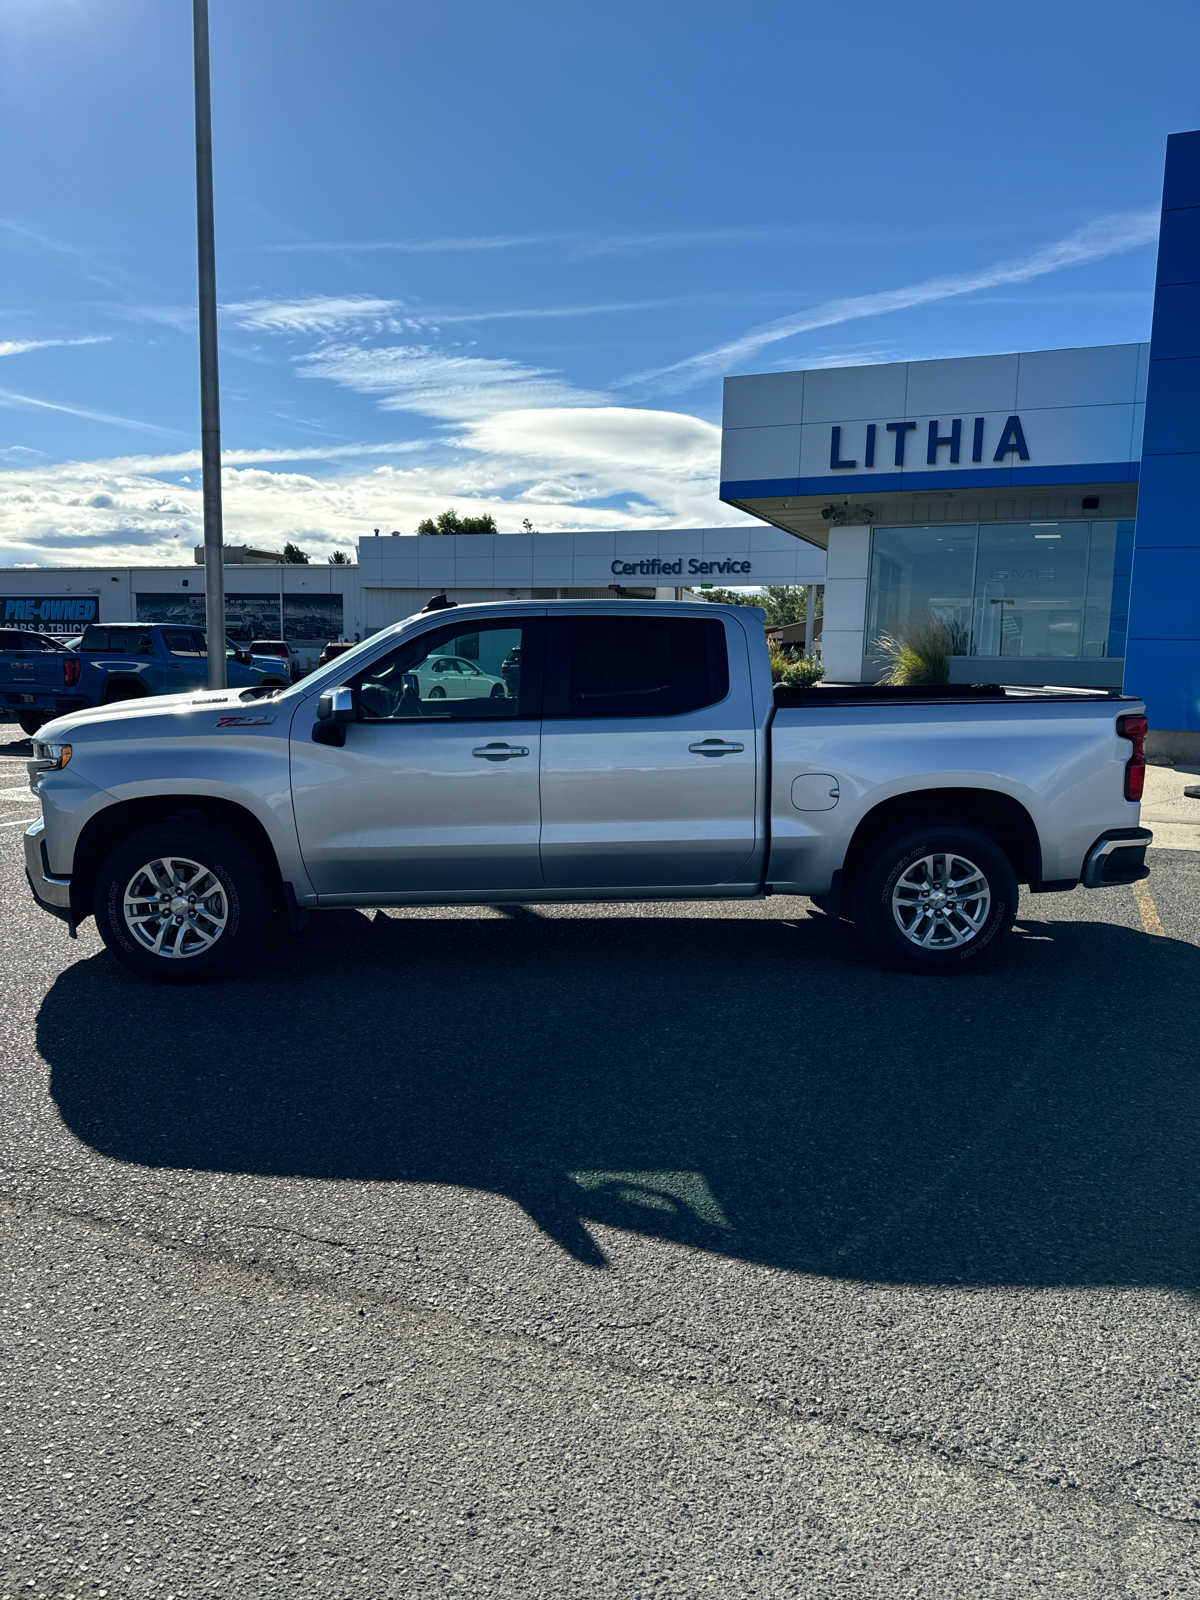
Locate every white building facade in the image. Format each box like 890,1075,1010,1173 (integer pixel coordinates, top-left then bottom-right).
0,525,826,669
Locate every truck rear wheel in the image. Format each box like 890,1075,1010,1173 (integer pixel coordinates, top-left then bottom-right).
93,819,269,983
17,713,45,736
103,681,146,704
852,822,1017,973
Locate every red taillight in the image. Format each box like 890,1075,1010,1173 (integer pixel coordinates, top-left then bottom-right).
63,656,81,688
1117,712,1148,802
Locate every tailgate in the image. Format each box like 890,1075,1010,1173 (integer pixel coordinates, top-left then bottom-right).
0,649,74,705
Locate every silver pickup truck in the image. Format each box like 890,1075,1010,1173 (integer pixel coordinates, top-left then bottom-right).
23,598,1151,981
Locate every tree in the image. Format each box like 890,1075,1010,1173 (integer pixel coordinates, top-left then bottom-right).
327,550,350,565
696,583,818,627
521,517,535,533
696,587,760,608
282,541,310,564
415,508,499,537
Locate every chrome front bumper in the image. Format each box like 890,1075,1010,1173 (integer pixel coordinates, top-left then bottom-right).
1081,827,1153,889
23,817,74,926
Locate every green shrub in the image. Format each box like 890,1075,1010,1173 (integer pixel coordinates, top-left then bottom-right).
875,616,969,685
769,644,824,688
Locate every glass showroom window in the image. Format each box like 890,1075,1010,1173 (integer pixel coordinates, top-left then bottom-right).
865,525,977,665
867,520,1129,662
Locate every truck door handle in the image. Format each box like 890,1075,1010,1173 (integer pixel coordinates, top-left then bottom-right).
472,743,530,761
688,739,745,757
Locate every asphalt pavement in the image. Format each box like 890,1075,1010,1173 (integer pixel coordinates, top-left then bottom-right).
1,734,1198,1598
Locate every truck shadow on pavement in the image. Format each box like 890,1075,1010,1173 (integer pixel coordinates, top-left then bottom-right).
38,906,1200,1287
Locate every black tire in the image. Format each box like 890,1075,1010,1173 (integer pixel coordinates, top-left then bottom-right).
428,685,447,699
92,818,271,983
851,822,1017,974
17,713,45,736
490,682,506,699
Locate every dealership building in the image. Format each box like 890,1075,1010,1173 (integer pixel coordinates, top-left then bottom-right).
0,523,827,671
3,129,1196,737
721,127,1200,741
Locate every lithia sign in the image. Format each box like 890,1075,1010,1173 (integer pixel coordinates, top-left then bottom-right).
829,414,1030,470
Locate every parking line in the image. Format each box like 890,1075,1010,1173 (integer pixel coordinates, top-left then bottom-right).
1132,879,1166,937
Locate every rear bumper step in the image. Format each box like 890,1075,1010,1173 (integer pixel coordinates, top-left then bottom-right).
1081,828,1153,888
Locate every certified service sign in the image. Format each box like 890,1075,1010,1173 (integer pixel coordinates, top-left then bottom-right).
1,596,100,630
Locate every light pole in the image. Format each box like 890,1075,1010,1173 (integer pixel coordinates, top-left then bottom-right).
192,0,226,687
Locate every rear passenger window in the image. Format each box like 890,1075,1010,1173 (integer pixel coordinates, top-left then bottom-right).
558,616,729,719
162,628,204,657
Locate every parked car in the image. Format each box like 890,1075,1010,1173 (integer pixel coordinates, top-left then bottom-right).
24,599,1151,981
412,652,508,701
316,640,355,670
2,622,290,734
249,640,298,680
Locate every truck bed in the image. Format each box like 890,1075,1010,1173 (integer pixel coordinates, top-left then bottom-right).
773,681,1136,709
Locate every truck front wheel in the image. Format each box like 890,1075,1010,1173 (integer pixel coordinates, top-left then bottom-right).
852,822,1017,973
93,819,269,982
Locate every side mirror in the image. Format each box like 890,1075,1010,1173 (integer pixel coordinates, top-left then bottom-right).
314,685,356,746
317,686,356,723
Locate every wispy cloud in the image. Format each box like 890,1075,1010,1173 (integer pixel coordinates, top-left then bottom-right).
259,223,862,259
299,343,607,421
573,226,833,258
0,335,112,358
125,289,797,342
8,440,429,479
619,210,1160,392
0,218,133,290
423,292,781,326
222,294,413,336
264,231,571,256
0,386,184,438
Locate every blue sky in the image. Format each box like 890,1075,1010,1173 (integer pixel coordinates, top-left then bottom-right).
0,0,1196,564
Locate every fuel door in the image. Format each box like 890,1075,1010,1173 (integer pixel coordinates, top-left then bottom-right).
791,772,840,811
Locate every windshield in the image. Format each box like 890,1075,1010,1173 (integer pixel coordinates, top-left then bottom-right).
262,618,419,700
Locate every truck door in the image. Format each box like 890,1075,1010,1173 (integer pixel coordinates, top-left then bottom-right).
538,612,760,890
159,628,208,689
290,616,545,898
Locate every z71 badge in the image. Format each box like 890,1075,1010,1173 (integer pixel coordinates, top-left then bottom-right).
215,714,276,728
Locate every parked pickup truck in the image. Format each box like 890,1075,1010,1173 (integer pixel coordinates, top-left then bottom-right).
2,622,290,735
23,599,1151,981
0,628,87,736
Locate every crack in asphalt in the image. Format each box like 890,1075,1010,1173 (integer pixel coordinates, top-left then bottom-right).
5,1186,1199,1547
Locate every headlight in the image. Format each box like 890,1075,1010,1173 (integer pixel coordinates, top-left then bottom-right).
32,742,72,770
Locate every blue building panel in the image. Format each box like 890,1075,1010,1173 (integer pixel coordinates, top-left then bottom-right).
1122,640,1200,732
1126,546,1200,640
1125,128,1200,731
1161,128,1200,209
1128,454,1200,545
1154,204,1200,286
1149,283,1200,361
1139,357,1200,456
719,461,1138,502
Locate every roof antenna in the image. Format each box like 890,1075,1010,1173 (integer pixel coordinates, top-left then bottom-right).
421,593,456,613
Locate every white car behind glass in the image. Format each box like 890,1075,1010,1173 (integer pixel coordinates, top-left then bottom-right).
413,654,507,700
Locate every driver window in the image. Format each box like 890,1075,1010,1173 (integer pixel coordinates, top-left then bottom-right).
356,623,527,721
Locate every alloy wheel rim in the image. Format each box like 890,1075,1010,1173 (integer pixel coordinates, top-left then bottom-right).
891,851,991,949
122,855,229,959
